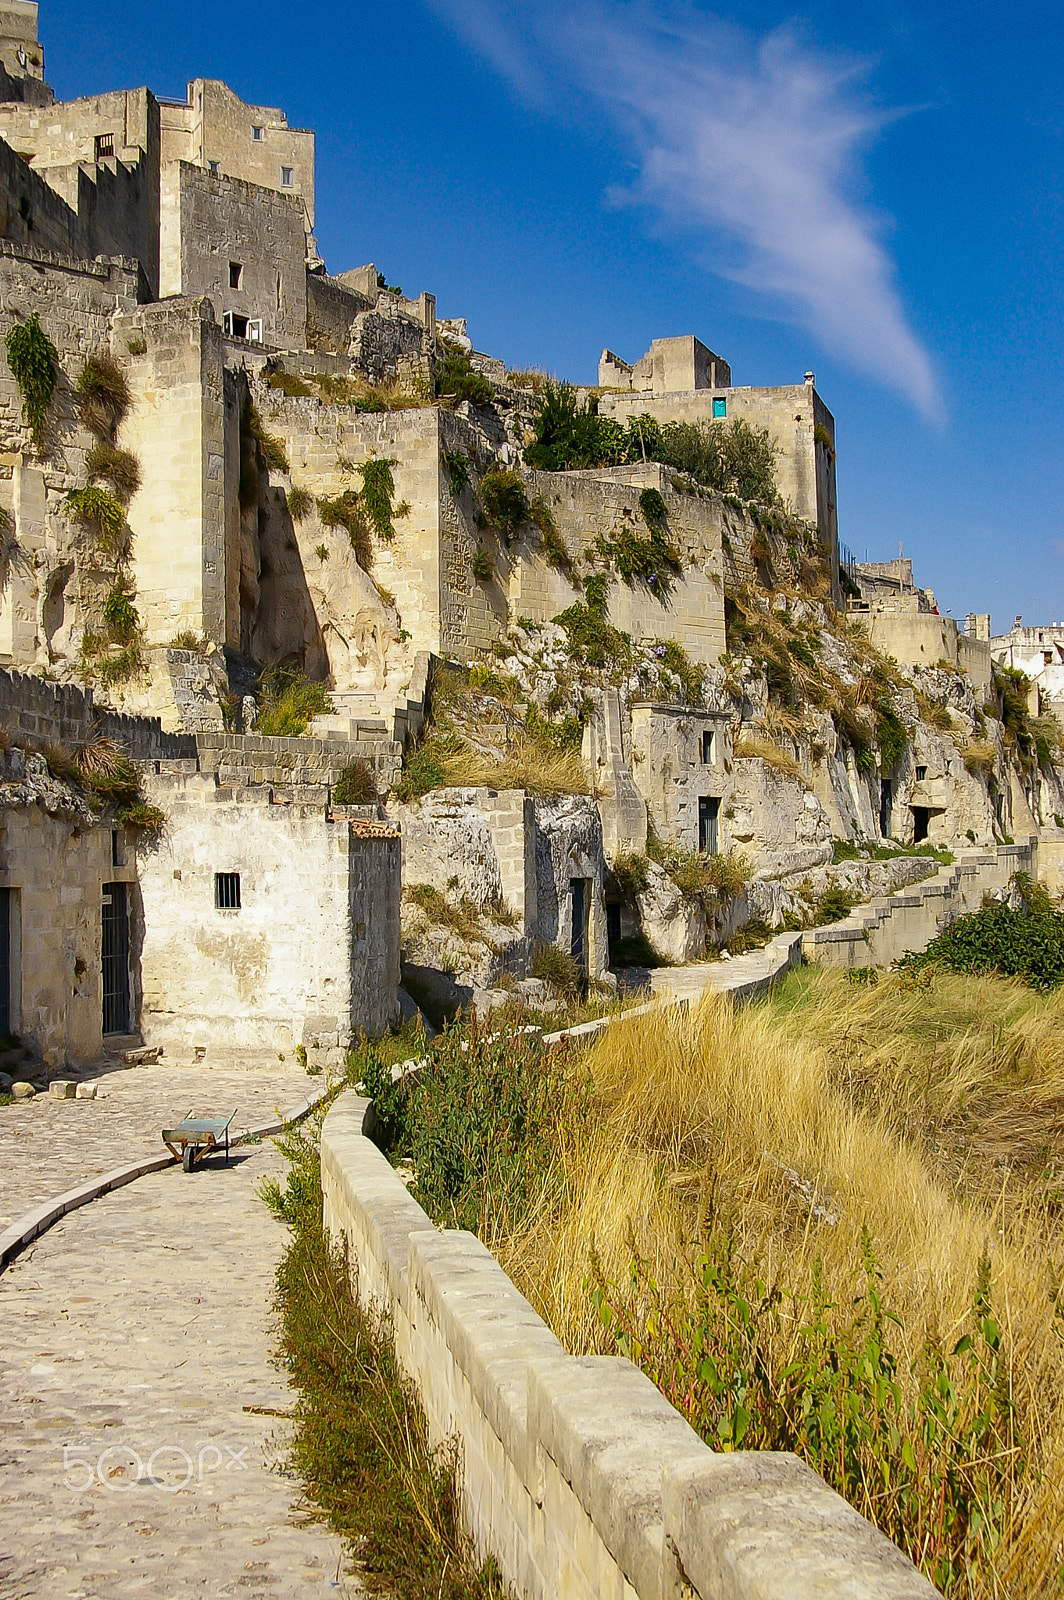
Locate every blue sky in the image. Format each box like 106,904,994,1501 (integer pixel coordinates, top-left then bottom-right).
39,0,1064,630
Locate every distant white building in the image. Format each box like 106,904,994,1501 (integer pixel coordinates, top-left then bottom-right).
990,619,1064,714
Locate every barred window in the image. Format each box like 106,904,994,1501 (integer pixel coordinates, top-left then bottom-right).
215,872,241,910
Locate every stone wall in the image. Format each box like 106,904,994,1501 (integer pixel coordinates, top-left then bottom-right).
0,665,193,757
0,130,80,254
861,609,992,696
394,785,609,979
598,381,837,565
802,839,1036,967
321,1089,937,1600
0,746,137,1067
0,86,160,293
159,162,307,348
629,702,732,853
517,467,726,667
137,772,400,1061
117,296,231,647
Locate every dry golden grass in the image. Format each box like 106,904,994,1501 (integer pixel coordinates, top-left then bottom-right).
732,733,808,785
490,972,1064,1597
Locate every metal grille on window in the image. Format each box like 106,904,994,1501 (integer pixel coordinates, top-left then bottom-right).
102,884,130,1035
215,872,241,910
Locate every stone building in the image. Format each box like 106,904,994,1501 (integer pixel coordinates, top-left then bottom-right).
597,335,838,572
0,669,402,1071
850,557,991,694
990,618,1064,714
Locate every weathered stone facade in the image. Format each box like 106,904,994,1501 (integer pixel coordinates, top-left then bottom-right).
137,774,401,1064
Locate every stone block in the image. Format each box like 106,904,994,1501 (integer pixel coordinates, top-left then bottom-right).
11,1081,34,1099
48,1079,77,1098
75,1081,98,1099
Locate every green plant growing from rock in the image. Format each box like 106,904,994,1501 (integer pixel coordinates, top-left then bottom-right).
318,491,372,571
471,545,494,582
254,666,333,737
332,758,378,805
286,484,313,522
102,585,141,646
65,486,127,558
443,448,472,495
75,352,130,438
434,340,493,407
357,457,399,541
479,469,530,537
5,313,58,453
85,440,141,502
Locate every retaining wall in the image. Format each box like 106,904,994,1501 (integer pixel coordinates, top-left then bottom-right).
321,1090,937,1600
801,839,1036,967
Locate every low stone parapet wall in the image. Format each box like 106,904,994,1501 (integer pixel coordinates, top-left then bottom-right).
321,1090,937,1600
802,839,1036,968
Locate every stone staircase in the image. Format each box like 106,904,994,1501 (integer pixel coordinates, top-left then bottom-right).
308,652,432,753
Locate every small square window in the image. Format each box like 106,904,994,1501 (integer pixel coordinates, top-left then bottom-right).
712,397,727,419
280,165,293,187
94,132,114,160
207,159,220,175
229,261,242,289
915,765,927,781
251,124,264,141
215,872,241,909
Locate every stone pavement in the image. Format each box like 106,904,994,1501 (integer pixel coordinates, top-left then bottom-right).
0,1136,358,1598
0,1059,317,1228
648,932,802,1007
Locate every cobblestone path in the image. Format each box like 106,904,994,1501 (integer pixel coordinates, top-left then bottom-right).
0,1133,357,1596
0,1060,317,1226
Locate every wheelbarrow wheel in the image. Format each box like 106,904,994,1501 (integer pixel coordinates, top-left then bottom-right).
182,1143,195,1173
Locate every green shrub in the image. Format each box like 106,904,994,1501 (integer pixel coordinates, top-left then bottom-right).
655,638,704,703
702,849,753,898
610,852,650,897
5,313,57,451
815,883,859,924
524,380,623,471
332,758,378,805
655,417,781,503
479,469,530,536
254,669,333,737
435,341,493,407
102,586,140,645
555,602,632,674
599,521,682,602
897,897,1064,989
875,703,908,773
593,1233,1015,1596
117,798,165,831
358,457,398,541
443,448,472,495
286,484,313,522
638,486,666,526
318,491,372,570
471,546,494,582
531,943,583,998
392,737,457,803
85,440,141,501
75,352,131,442
65,486,126,556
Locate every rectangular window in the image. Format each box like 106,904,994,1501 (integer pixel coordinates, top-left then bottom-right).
252,124,264,141
713,397,727,418
915,765,927,781
229,261,243,289
111,828,121,867
222,311,249,339
280,165,293,186
569,878,590,979
698,796,720,855
215,872,241,910
94,132,114,160
246,319,263,344
0,887,11,1039
701,729,714,764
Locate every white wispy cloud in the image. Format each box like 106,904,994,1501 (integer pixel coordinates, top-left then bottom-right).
425,0,941,418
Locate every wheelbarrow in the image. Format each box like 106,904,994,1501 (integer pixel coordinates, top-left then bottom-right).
162,1109,237,1172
